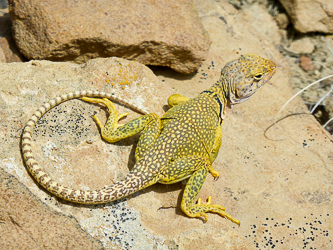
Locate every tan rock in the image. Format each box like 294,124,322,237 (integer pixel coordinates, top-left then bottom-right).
289,37,315,54
241,3,282,44
300,55,315,71
0,168,104,250
0,57,176,249
275,13,290,30
8,0,211,74
279,0,333,33
0,37,26,63
0,8,26,63
0,46,5,62
0,0,332,249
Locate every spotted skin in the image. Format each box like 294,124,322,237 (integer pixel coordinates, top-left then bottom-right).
21,54,276,225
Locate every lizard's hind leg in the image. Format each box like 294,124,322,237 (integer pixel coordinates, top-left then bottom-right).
158,155,240,225
82,97,161,160
181,165,240,225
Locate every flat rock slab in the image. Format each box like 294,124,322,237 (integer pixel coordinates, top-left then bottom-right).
0,168,104,249
0,57,175,249
8,0,211,74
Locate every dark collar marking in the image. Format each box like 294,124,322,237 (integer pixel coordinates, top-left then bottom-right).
201,90,223,125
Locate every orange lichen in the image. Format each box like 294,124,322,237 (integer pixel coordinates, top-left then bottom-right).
105,64,139,88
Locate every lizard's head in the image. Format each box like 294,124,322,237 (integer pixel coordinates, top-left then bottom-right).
222,54,277,106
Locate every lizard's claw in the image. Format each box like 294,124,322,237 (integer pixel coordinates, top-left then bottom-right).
210,169,220,180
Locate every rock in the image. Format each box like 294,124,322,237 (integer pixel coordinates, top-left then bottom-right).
279,0,333,33
240,3,282,44
0,0,7,8
299,55,315,71
289,37,315,54
1,0,332,249
8,0,211,74
275,13,290,30
0,8,26,63
0,168,104,250
0,37,26,63
0,47,5,62
0,57,176,249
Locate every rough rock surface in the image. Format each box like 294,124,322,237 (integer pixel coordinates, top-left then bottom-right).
0,168,104,249
0,57,175,249
300,55,315,72
279,0,333,33
240,3,281,45
0,46,5,62
0,8,25,63
288,37,315,54
8,0,211,74
0,0,333,249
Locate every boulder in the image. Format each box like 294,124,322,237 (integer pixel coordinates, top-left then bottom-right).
8,0,211,74
0,8,25,63
279,0,333,33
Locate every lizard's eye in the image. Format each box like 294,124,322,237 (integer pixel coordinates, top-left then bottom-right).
254,74,263,81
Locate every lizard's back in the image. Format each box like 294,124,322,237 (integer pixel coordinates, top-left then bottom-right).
137,94,220,169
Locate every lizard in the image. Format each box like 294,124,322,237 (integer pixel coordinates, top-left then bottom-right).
21,54,276,225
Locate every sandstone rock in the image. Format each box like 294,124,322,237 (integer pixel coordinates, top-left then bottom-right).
1,0,332,249
275,13,290,30
289,37,315,54
279,0,333,33
0,57,177,249
0,37,26,63
300,55,315,71
0,47,5,62
0,168,104,250
0,8,26,63
240,3,282,44
8,0,211,74
0,9,11,39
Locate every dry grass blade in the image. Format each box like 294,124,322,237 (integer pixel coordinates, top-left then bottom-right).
275,74,333,124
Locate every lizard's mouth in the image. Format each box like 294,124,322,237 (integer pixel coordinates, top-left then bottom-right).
239,90,256,100
228,91,254,106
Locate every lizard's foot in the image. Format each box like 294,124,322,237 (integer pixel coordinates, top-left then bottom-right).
82,97,128,130
209,168,220,181
183,196,240,225
115,112,129,128
82,96,115,109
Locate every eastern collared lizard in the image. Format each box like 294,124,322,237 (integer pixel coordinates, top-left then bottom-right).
21,54,276,225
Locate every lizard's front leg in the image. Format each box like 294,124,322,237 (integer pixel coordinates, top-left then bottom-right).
82,97,161,160
167,94,189,108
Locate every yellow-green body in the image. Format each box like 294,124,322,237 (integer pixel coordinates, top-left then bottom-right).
21,54,276,225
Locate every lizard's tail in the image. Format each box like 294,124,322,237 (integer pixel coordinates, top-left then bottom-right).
21,90,148,204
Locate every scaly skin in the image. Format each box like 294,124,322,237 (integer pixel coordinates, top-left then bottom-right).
21,54,276,225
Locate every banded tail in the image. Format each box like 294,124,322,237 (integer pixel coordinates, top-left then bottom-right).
21,90,148,203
